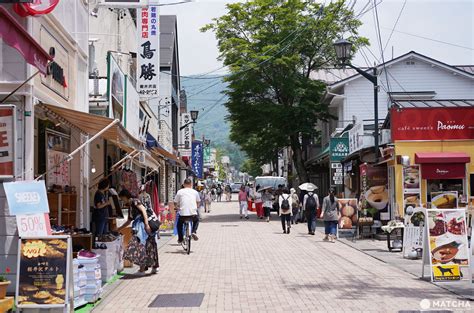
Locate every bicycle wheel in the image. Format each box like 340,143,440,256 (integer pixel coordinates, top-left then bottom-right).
182,223,188,251
186,222,192,255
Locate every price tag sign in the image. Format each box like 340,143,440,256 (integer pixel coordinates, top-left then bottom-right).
4,181,49,215
15,213,52,237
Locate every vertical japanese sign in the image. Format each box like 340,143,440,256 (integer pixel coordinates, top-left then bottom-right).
180,113,191,152
47,150,70,187
192,141,203,179
137,4,159,96
0,105,15,178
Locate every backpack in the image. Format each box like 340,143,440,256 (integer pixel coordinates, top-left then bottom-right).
305,193,317,211
281,195,290,211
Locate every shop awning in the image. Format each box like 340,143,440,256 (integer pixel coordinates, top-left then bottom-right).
415,152,470,179
0,7,52,75
151,146,186,168
415,152,470,164
38,104,143,151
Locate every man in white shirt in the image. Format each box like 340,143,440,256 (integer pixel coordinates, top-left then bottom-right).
174,178,201,243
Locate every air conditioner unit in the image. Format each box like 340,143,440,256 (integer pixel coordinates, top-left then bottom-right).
98,0,149,8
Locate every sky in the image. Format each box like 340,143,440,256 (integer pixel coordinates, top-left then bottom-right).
160,0,474,76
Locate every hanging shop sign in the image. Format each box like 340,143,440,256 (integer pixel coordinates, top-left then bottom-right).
180,113,192,150
348,122,364,154
421,163,466,180
337,198,358,231
329,137,349,162
40,27,69,101
360,164,389,221
4,181,50,215
424,209,471,282
16,236,72,308
137,4,159,96
192,141,203,179
0,105,15,178
391,107,474,141
331,162,343,186
107,54,125,122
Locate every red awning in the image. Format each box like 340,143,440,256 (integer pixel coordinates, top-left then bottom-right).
415,152,470,164
0,7,52,75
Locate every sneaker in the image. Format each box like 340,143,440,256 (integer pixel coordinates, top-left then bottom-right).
245,216,249,220
77,250,97,259
178,239,183,244
191,233,199,241
287,227,290,234
283,230,287,234
150,267,159,274
311,232,315,236
323,236,329,241
240,216,243,219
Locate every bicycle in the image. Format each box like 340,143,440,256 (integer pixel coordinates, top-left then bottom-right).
181,216,193,255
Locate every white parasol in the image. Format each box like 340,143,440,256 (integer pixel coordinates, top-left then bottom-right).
299,183,317,191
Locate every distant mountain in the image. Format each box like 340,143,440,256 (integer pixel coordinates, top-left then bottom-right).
182,76,246,170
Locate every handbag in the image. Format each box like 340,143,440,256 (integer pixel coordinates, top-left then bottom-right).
146,208,161,232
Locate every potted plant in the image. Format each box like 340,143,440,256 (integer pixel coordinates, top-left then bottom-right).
0,267,11,299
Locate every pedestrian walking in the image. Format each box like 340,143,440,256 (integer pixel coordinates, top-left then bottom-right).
118,189,160,274
216,184,223,202
238,185,249,219
254,185,264,219
225,184,232,201
279,189,293,234
320,188,340,242
262,189,273,222
205,189,212,213
303,186,319,235
290,188,300,224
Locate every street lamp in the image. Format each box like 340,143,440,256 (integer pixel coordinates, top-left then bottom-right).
180,110,199,130
333,39,379,160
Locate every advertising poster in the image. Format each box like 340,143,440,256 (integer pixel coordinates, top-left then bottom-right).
47,149,70,187
431,191,458,209
403,165,420,192
337,199,358,230
0,106,15,177
403,207,425,258
426,209,470,282
359,164,389,221
16,237,71,307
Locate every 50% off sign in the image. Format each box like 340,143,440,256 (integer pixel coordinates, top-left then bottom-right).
16,213,51,237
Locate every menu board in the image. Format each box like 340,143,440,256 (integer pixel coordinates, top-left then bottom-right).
402,165,421,216
403,207,425,258
359,164,389,221
337,198,358,230
431,191,458,209
16,236,71,308
425,209,471,282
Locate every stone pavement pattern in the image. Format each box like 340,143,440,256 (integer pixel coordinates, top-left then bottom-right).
93,201,469,313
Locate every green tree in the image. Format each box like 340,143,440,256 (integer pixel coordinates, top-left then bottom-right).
203,0,367,182
241,159,262,178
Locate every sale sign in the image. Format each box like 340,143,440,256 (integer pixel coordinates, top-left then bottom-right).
0,106,15,177
4,181,50,215
16,213,52,237
391,107,474,141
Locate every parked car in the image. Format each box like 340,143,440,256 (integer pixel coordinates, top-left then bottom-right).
231,182,243,193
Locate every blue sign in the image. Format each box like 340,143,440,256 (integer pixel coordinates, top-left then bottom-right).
192,141,204,179
4,181,49,215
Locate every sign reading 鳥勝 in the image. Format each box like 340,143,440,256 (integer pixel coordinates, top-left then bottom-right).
192,141,203,179
391,107,474,141
137,4,159,96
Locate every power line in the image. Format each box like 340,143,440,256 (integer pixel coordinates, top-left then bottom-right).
383,0,407,54
373,0,392,96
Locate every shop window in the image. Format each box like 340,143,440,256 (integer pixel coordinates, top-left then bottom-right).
427,179,464,202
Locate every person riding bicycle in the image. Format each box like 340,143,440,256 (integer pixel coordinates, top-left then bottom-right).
174,178,200,243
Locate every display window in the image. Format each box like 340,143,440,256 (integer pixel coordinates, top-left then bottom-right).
427,179,467,206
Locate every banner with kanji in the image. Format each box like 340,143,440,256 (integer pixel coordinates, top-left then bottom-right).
137,4,159,96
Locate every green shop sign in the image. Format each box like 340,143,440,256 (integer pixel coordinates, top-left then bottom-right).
330,137,349,162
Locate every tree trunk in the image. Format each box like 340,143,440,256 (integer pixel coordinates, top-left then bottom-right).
290,134,308,183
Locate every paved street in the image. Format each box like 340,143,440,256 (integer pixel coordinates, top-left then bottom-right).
93,201,470,313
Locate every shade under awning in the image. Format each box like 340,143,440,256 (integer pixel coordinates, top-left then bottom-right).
415,152,470,164
38,104,143,151
0,7,52,75
151,146,186,168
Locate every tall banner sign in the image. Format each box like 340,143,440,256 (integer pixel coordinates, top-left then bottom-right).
137,4,159,96
192,141,203,179
180,113,192,156
0,105,15,178
391,107,474,141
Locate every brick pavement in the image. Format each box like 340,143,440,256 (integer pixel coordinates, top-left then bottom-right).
93,201,471,313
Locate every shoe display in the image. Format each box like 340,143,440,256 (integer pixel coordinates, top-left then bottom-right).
77,250,98,259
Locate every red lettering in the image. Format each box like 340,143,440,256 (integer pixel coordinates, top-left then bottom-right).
0,131,8,147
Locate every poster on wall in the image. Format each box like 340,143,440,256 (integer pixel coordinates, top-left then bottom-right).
425,209,471,282
337,199,358,230
0,105,15,178
47,150,70,187
16,236,71,308
403,165,420,192
431,191,458,209
107,54,125,122
359,164,389,221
